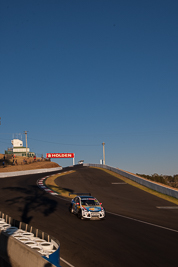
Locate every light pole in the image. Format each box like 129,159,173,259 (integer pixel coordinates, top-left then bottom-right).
102,142,105,165
24,131,28,157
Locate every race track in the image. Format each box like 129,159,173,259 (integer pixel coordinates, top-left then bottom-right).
0,166,178,267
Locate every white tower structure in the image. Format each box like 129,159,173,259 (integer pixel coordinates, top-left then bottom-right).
11,139,23,147
11,138,30,155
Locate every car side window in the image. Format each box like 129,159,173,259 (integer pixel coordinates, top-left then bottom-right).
74,197,79,203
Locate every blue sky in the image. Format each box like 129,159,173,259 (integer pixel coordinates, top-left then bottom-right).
1,0,178,175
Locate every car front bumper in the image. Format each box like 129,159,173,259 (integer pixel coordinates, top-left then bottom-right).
82,211,105,220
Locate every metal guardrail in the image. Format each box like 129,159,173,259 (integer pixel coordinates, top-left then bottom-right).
84,163,178,199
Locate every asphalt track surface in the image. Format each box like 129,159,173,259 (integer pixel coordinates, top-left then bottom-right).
0,166,178,267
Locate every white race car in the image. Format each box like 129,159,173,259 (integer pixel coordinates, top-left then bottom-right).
69,194,105,220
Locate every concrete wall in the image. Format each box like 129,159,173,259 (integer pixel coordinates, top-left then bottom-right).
84,164,178,199
0,212,60,267
0,168,62,266
0,231,57,267
0,167,62,178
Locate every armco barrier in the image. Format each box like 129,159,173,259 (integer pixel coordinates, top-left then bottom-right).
84,163,178,199
0,211,60,267
0,167,62,178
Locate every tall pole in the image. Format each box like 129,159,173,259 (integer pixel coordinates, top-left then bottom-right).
102,142,105,165
24,131,28,157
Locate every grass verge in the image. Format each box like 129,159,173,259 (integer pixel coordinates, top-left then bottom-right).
45,171,76,198
95,167,178,205
44,166,178,205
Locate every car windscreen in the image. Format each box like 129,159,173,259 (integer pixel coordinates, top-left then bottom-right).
81,199,100,206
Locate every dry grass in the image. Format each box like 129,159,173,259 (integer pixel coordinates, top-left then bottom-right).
95,167,178,205
45,171,76,198
0,153,60,172
44,167,178,203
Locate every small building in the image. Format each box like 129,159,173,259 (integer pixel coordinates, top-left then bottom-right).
5,139,35,157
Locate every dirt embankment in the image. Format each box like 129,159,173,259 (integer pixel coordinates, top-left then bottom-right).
0,154,60,172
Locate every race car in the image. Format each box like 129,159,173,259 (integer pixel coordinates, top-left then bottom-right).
69,194,105,220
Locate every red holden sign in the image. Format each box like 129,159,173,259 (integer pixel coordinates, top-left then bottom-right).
46,153,74,158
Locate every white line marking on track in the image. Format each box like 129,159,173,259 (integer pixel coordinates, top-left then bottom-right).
37,179,75,267
60,257,75,267
111,182,126,184
107,211,178,233
156,206,178,209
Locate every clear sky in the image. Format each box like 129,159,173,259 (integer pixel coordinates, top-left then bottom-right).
1,0,178,175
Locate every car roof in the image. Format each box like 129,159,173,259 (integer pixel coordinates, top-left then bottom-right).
79,195,94,199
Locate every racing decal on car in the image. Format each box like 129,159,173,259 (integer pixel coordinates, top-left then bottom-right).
69,194,105,220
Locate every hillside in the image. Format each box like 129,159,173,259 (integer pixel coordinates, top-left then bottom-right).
0,154,60,172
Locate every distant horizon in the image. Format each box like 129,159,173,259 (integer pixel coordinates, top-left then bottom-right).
1,134,178,177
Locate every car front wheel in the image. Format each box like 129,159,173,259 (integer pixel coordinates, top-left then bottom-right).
69,204,74,214
77,209,83,219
